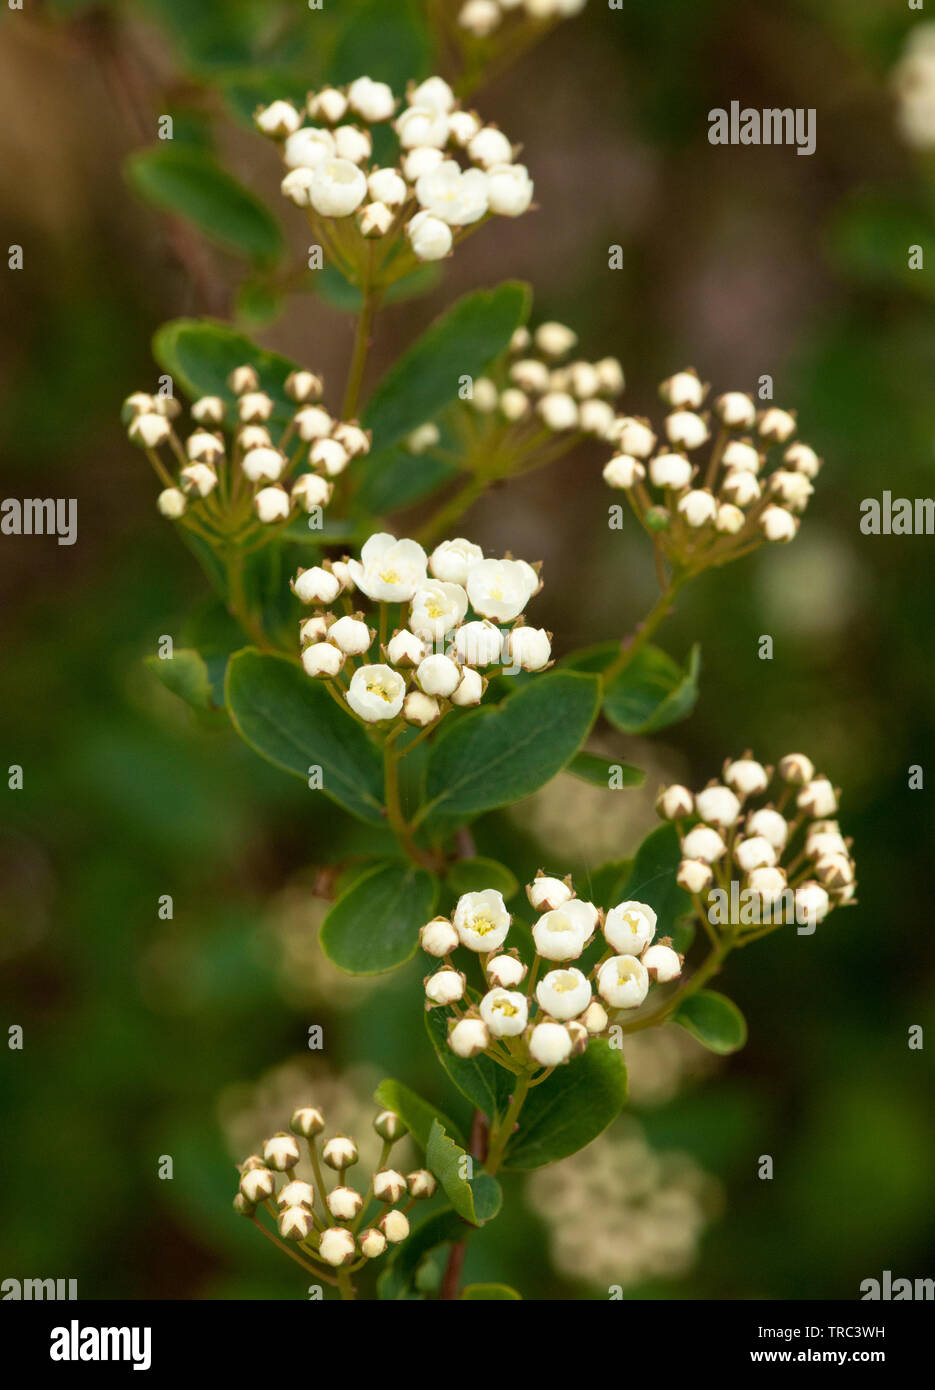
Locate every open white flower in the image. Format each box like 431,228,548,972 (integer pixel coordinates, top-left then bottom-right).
410,580,469,640
346,664,406,722
429,537,484,584
348,533,428,601
453,889,511,952
466,557,538,622
284,127,335,169
416,161,489,225
479,988,529,1037
604,901,656,956
309,157,368,217
597,955,649,1010
536,967,591,1021
532,899,597,961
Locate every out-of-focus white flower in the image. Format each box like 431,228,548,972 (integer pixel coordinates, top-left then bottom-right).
292,473,333,511
347,76,396,122
538,391,579,431
759,504,798,542
734,836,777,872
677,489,717,527
256,100,303,138
468,125,514,167
665,411,709,451
254,486,290,523
416,161,489,225
604,455,645,489
649,452,693,489
797,777,837,818
746,808,788,850
334,124,372,164
309,157,368,216
396,104,449,149
157,488,187,518
758,408,796,444
407,210,453,260
778,752,814,784
487,162,534,216
284,127,335,169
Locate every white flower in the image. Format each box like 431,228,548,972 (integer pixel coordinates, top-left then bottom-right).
656,785,694,820
716,503,745,533
538,391,579,431
603,454,645,490
278,1179,315,1209
429,537,484,584
665,411,709,450
614,417,656,457
407,210,453,260
569,361,601,399
191,395,225,425
347,76,396,122
770,469,814,512
404,690,440,726
715,391,756,428
327,1186,363,1221
721,470,761,507
293,566,341,604
695,785,741,827
283,127,335,169
309,157,368,217
449,1017,490,1057
778,752,814,784
649,452,693,489
724,758,769,797
359,1228,387,1259
157,487,187,518
746,808,788,850
597,955,649,1009
467,557,537,622
396,104,449,148
294,404,333,440
759,504,798,542
747,866,787,904
449,109,481,145
677,858,713,894
254,486,290,523
471,377,498,412
334,124,372,163
529,1021,573,1068
486,162,534,216
416,161,488,225
410,76,456,113
579,398,617,438
239,1167,275,1204
410,580,469,640
595,356,625,394
281,167,315,206
319,1227,356,1267
264,1133,301,1170
402,146,445,181
329,615,372,655
604,901,656,956
348,533,428,601
508,625,551,671
536,967,591,1021
797,778,837,818
368,166,408,207
583,1000,609,1035
479,988,529,1037
359,200,394,237
451,668,485,706
487,954,527,988
454,619,504,667
380,1209,410,1244
346,664,406,722
641,944,682,983
242,446,284,482
256,100,303,137
660,370,704,410
459,0,502,36
534,322,577,357
420,917,459,956
416,653,461,697
784,441,821,477
292,473,333,511
308,86,348,124
373,1169,407,1203
677,489,717,527
301,642,344,678
425,969,465,1005
453,889,511,952
468,125,513,167
794,881,830,926
386,628,426,666
322,1136,358,1170
131,412,172,449
532,900,597,961
758,408,797,443
527,875,573,912
734,835,777,872
681,825,726,863
722,439,761,472
500,388,529,421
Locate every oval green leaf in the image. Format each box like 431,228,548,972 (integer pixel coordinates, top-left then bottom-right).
445,857,519,901
673,989,748,1054
321,860,438,974
426,1120,500,1226
461,1283,522,1300
502,1040,628,1170
604,643,701,735
145,648,215,711
567,752,644,789
373,1078,465,1150
153,318,300,427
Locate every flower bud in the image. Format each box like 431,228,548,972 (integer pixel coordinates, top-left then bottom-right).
797,778,837,818
656,784,694,821
677,489,717,527
239,1166,275,1204
649,452,693,489
723,757,769,797
529,1021,573,1067
404,691,441,726
425,968,465,1005
294,405,334,440
329,615,372,656
641,943,682,983
715,391,756,428
784,441,821,477
179,462,218,498
449,1017,490,1058
735,835,777,872
508,625,551,671
359,200,394,237
186,429,225,464
380,1209,410,1244
157,488,187,519
238,424,272,451
327,1186,364,1221
716,503,745,534
722,439,761,473
386,628,426,666
770,469,813,512
243,446,284,482
660,370,704,410
407,1169,437,1200
122,391,153,423
279,1205,314,1240
374,1110,408,1142
680,825,726,863
459,0,502,37
449,109,482,145
292,473,333,511
527,874,573,912
310,437,350,477
746,808,788,850
778,752,814,785
485,953,526,989
665,411,709,451
748,866,787,904
721,469,761,507
279,1180,315,1209
334,124,372,164
420,916,459,956
450,667,485,706
757,408,796,443
291,1106,325,1137
500,387,529,421
402,146,444,182
238,391,274,424
322,1136,358,1171
319,1226,356,1267
416,653,461,697
814,853,853,889
582,1000,609,1035
359,1228,387,1259
130,412,171,448
373,1169,407,1204
695,785,741,827
233,1193,254,1216
794,880,830,927
537,391,579,431
301,642,344,679
603,454,645,489
677,858,714,894
264,1133,301,1171
293,566,341,604
254,486,290,523
407,211,452,261
614,416,656,458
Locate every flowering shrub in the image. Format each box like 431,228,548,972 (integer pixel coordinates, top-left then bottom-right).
122,11,858,1303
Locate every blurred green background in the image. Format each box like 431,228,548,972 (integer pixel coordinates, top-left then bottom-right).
1,0,933,1299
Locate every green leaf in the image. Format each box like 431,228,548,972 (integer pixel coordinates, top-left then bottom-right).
418,671,601,832
377,1208,465,1300
445,857,519,900
363,282,531,449
316,262,441,312
586,858,633,906
125,145,284,267
321,860,438,974
145,648,215,711
424,1007,512,1123
604,643,701,735
152,318,300,427
351,446,458,517
673,989,748,1054
503,1040,628,1170
373,1079,465,1150
225,649,384,824
461,1283,522,1300
425,1120,500,1226
234,276,285,330
567,752,644,789
613,824,691,939
328,0,431,91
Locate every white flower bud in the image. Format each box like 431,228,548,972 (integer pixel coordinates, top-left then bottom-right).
649,452,693,490
416,653,461,697
499,388,529,422
309,157,368,217
242,446,285,482
677,489,718,527
721,469,761,507
454,888,511,952
509,358,550,393
746,808,788,850
695,785,741,827
428,538,483,586
794,880,830,926
425,968,465,1005
508,625,551,671
784,441,821,477
254,485,290,523
660,370,704,410
583,1000,609,1035
322,1136,358,1171
122,391,154,422
386,629,426,667
532,899,597,961
180,463,218,498
757,407,797,443
293,566,340,604
327,1186,363,1221
797,777,837,818
486,162,533,215
527,875,573,912
681,825,726,863
334,124,373,164
579,398,617,439
357,1228,386,1260
722,439,762,473
281,167,315,206
186,429,224,464
641,943,682,983
404,690,441,726
319,1226,356,1266
346,664,406,722
537,391,579,431
396,104,449,149
468,125,513,167
479,987,529,1037
724,757,769,797
284,127,335,170
292,473,333,511
402,146,444,181
291,1107,325,1137
310,437,350,477
603,454,645,489
264,1133,301,1171
594,356,625,395
373,1169,407,1204
279,1179,315,1209
459,0,502,36
597,954,649,1009
760,503,797,542
375,1109,407,1143
526,1020,573,1068
238,391,274,424
329,615,372,656
613,416,656,458
747,866,788,904
191,395,225,425
454,619,504,667
806,828,848,861
665,410,709,450
308,86,349,124
368,166,408,207
486,953,527,988
770,469,814,511
157,488,187,519
255,100,302,138
534,324,577,361
778,752,814,785
734,835,777,872
332,421,371,457
238,424,272,451
130,412,171,448
228,365,259,395
347,76,396,122
449,109,482,145
420,916,459,956
359,200,394,237
407,1169,437,1200
656,785,694,820
814,853,853,889
450,668,485,706
239,1166,275,1204
604,901,656,956
677,858,714,894
716,503,745,533
294,405,334,440
380,1209,410,1244
715,391,756,428
407,210,453,260
301,641,344,679
449,1017,490,1058
536,967,591,1021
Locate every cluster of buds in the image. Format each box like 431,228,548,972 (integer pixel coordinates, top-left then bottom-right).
892,24,935,149
294,531,550,726
255,74,533,281
458,0,587,41
420,875,683,1070
602,369,822,572
407,321,624,482
123,364,370,531
657,752,857,934
235,1104,435,1272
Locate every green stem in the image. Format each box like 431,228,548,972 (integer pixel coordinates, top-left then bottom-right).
601,574,687,686
342,247,379,420
337,1268,356,1301
416,474,485,548
485,1072,531,1176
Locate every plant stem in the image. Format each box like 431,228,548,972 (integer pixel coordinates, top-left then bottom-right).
384,734,436,870
342,248,379,420
601,574,687,686
226,550,275,651
416,475,485,547
485,1072,532,1176
337,1268,356,1301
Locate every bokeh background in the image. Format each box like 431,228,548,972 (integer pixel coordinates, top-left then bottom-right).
2,0,933,1299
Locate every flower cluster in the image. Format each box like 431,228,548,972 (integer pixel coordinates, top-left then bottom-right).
656,752,857,932
294,531,549,725
234,1104,435,1271
892,24,935,149
458,0,587,41
122,364,370,531
420,875,683,1069
255,75,533,279
602,369,822,571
